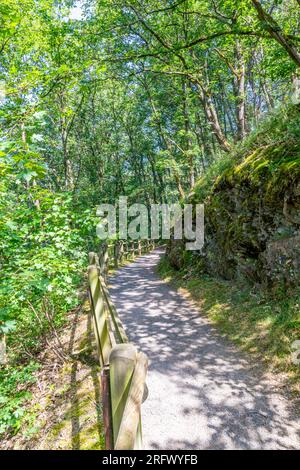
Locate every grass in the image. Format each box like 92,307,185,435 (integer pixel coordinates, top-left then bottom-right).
158,256,300,392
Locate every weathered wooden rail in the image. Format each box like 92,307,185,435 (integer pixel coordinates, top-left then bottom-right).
88,240,155,450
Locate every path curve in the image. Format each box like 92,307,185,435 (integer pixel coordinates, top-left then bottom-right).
109,248,300,450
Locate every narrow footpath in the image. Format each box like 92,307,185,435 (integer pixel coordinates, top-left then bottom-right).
109,248,300,450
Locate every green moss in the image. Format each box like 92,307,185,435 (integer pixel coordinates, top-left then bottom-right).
190,105,300,206
45,371,104,450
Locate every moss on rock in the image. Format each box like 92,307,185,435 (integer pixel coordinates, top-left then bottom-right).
168,105,300,288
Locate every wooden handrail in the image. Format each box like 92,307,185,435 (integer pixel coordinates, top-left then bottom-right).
88,265,112,367
99,274,128,345
88,239,156,449
114,351,148,450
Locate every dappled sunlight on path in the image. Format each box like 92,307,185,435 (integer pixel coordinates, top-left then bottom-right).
109,248,300,450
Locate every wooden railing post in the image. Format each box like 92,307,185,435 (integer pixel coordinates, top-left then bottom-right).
114,241,119,269
109,344,137,447
138,240,142,256
101,367,114,450
115,352,148,450
99,245,104,275
99,242,109,283
119,241,122,265
131,241,135,258
89,252,95,265
89,251,100,268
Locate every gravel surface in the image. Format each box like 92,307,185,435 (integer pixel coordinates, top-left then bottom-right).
109,248,300,450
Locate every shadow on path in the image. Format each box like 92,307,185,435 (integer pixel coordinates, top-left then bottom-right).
109,248,300,450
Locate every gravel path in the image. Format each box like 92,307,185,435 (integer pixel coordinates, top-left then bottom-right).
109,248,300,450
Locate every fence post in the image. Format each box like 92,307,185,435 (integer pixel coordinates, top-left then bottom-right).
131,241,136,257
123,242,127,260
99,242,109,283
115,352,148,450
138,240,142,256
101,367,114,449
114,241,119,269
109,344,137,448
89,252,95,265
99,245,104,276
119,240,124,264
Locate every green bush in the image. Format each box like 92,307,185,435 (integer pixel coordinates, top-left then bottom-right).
0,143,99,436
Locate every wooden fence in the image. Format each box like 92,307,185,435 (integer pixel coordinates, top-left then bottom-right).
88,240,155,449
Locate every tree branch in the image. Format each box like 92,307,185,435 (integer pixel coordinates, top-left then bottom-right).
251,0,300,67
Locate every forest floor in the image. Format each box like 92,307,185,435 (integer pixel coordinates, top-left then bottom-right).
1,298,104,450
109,248,300,450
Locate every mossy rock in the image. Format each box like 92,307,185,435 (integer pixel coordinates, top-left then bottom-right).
167,105,300,287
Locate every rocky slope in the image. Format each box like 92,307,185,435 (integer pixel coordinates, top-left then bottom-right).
167,105,300,288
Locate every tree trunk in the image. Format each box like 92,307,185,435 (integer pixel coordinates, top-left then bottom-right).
234,43,247,140
199,87,231,152
0,335,7,365
21,122,41,208
143,77,185,199
182,79,195,189
62,128,74,191
252,0,300,67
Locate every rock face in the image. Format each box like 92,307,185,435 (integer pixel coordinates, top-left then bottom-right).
167,117,300,288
